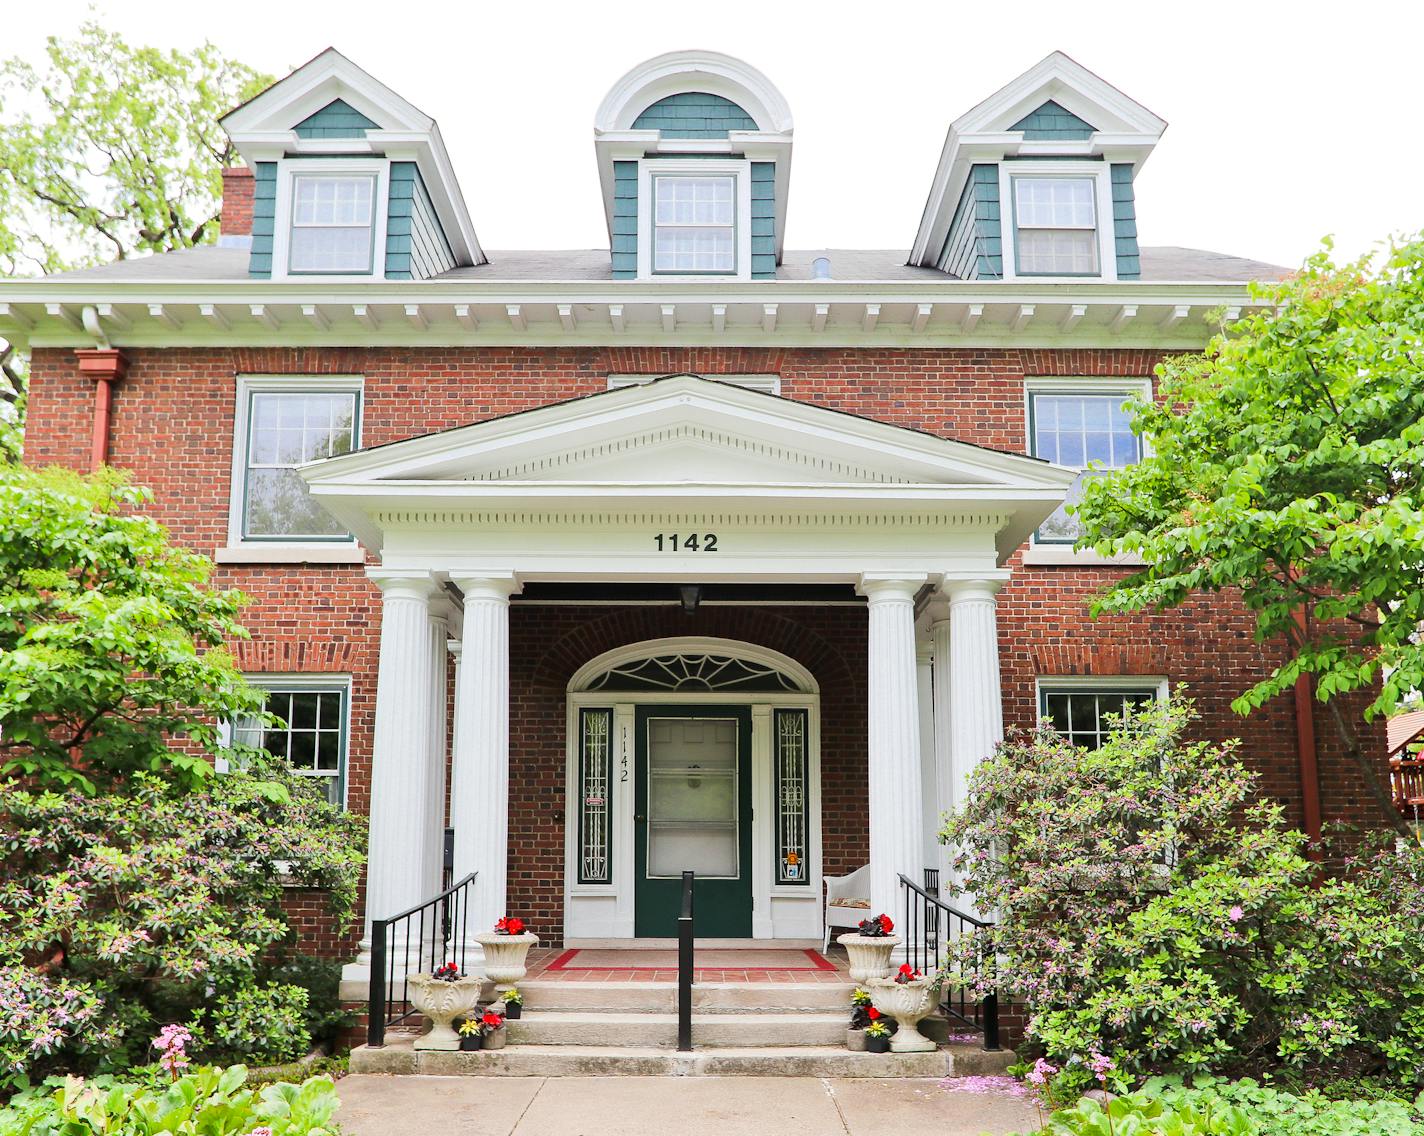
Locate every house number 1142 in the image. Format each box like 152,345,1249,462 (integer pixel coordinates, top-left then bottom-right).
654,533,719,552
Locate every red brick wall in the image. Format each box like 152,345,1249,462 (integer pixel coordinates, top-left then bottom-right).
220,168,254,237
20,344,1393,955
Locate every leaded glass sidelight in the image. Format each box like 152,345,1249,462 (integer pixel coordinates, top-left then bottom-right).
774,708,810,885
578,708,614,884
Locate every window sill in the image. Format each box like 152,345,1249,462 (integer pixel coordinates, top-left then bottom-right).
214,544,366,565
1022,545,1144,568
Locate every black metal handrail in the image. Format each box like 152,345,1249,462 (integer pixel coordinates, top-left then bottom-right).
367,870,478,1048
677,870,694,1052
898,871,1000,1051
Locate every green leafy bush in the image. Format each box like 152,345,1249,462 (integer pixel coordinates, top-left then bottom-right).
941,696,1424,1096
0,1065,340,1136
260,956,352,1051
196,983,311,1067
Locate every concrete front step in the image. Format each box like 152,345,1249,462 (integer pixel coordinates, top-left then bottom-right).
507,1011,847,1048
517,980,851,1014
351,1037,1014,1078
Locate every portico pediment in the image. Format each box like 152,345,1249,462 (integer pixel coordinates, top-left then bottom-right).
300,374,1077,561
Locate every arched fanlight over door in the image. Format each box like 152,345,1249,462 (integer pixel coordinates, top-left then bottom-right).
584,652,803,693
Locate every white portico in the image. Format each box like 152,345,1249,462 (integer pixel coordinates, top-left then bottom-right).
300,375,1076,957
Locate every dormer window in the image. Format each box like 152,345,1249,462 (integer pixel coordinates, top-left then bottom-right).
653,175,736,273
290,174,377,273
1013,177,1098,275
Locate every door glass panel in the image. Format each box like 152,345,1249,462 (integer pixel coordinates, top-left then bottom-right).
646,717,738,878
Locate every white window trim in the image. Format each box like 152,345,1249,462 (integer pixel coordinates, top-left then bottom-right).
270,157,390,282
221,374,366,561
216,673,354,812
608,373,781,396
1023,376,1150,566
998,161,1117,283
1036,675,1169,702
636,158,753,281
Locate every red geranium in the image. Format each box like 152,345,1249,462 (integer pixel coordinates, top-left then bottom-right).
495,916,526,935
894,963,922,984
877,914,894,934
481,1011,505,1029
433,962,463,982
867,1007,881,1021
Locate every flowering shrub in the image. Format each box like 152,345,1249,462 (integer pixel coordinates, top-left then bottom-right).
0,1065,340,1136
494,916,526,935
942,696,1424,1095
0,762,363,1083
855,914,893,937
194,984,310,1067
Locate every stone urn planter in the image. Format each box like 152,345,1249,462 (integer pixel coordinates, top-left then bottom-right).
474,931,540,984
836,932,901,982
406,974,484,1051
868,976,939,1053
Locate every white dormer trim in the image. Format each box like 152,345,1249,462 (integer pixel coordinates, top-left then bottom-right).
636,158,754,282
594,51,794,264
270,157,391,283
221,47,484,266
910,51,1167,270
997,160,1118,284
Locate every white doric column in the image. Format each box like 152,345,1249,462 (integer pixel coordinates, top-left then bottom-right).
424,592,453,902
860,574,927,928
930,612,956,880
946,578,1005,910
449,573,519,942
364,572,439,941
916,638,939,867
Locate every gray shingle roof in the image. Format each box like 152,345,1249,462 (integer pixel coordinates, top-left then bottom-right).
22,244,1289,285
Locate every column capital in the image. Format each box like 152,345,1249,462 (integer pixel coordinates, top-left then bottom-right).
368,570,438,602
447,639,463,659
942,574,1009,604
452,572,520,602
857,573,927,604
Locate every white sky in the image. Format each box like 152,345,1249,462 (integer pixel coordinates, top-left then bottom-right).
8,0,1422,270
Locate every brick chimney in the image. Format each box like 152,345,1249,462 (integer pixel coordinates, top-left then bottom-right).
220,167,255,237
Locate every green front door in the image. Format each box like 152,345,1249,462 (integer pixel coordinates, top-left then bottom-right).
634,705,753,937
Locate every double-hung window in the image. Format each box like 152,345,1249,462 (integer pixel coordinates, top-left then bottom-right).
230,679,351,806
652,175,736,273
288,174,377,274
1039,683,1163,750
233,378,362,543
1028,384,1145,543
1013,176,1099,275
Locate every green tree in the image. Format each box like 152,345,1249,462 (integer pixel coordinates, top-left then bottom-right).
0,21,271,454
0,465,264,793
1075,238,1424,835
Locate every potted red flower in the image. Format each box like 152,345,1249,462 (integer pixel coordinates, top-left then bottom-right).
407,962,483,1051
836,912,901,982
479,1008,508,1051
475,915,540,986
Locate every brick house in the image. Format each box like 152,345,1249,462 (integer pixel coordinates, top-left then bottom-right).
5,46,1390,995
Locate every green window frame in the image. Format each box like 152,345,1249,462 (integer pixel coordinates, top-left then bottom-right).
241,388,361,541
578,707,614,884
232,681,350,806
773,708,810,886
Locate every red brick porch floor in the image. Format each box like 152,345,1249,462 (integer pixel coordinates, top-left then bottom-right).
522,946,852,984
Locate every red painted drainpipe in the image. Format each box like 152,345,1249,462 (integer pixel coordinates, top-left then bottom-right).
73,348,128,469
1292,606,1324,859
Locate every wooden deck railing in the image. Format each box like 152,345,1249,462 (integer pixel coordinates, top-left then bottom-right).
1392,757,1424,811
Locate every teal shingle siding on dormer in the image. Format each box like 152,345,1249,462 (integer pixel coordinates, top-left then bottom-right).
939,164,1001,279
294,99,380,139
611,161,638,278
248,162,277,277
750,162,776,278
1010,100,1095,140
385,162,455,280
1111,163,1140,278
632,92,758,139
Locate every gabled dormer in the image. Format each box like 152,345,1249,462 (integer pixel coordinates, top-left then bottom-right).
910,52,1166,282
594,52,793,280
220,48,483,281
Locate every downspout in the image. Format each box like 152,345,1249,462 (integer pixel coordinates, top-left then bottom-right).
75,305,128,469
1291,605,1324,859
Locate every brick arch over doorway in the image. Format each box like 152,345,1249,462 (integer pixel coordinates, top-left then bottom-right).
508,603,867,944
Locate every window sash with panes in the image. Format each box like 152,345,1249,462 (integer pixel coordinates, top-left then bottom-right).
1040,687,1159,750
233,687,348,805
1030,391,1142,543
289,175,376,274
1014,177,1098,275
652,175,735,273
243,390,359,540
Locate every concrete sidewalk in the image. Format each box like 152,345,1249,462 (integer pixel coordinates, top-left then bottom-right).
336,1074,1039,1135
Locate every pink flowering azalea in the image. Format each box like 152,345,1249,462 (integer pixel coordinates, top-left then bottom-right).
1228,905,1244,923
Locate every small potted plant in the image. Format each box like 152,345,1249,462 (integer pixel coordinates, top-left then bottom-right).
836,912,901,982
475,915,540,985
501,986,524,1020
478,1008,508,1051
457,1017,483,1052
407,961,484,1051
864,1017,892,1054
868,963,939,1053
846,987,872,1051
